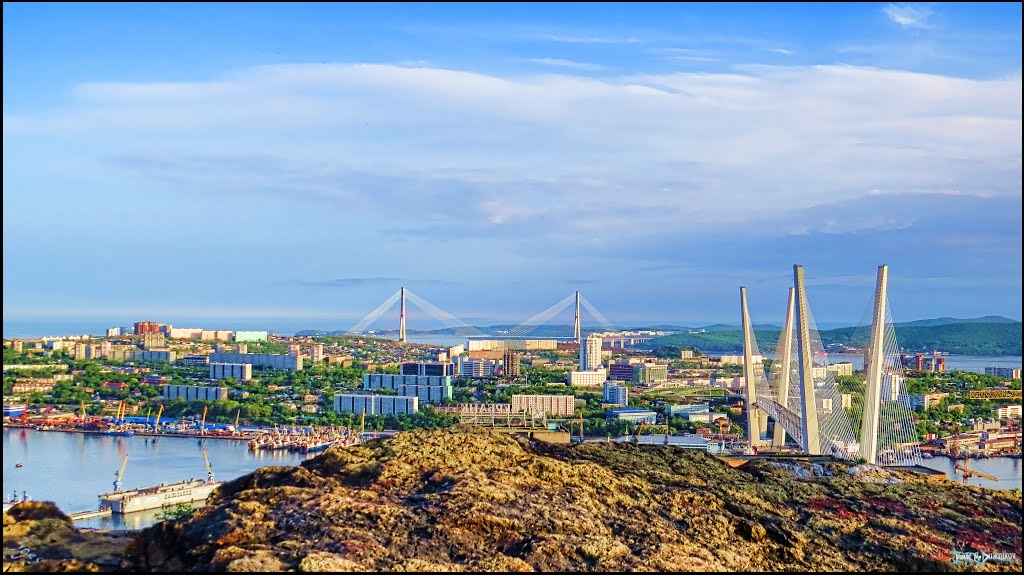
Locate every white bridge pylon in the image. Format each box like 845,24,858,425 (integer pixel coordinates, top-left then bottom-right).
745,265,921,466
345,288,488,339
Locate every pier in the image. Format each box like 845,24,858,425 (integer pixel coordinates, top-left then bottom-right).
68,509,112,522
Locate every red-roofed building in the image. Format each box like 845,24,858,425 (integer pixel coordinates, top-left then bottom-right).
103,382,127,390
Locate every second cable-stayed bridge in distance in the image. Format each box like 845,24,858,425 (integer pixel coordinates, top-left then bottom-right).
344,288,617,343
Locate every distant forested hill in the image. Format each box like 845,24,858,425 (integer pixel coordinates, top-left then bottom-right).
649,320,1022,356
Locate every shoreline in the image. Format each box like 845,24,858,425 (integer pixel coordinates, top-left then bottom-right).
2,422,255,441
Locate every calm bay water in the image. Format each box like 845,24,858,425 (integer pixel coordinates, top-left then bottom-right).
3,428,311,530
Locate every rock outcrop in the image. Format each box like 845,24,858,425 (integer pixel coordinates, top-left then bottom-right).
4,426,1022,571
3,501,133,572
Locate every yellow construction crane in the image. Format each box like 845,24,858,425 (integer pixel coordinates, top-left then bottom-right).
633,420,648,443
200,406,209,435
79,400,87,420
967,389,1022,400
202,448,215,484
234,409,241,435
951,442,999,485
956,459,999,485
113,455,128,492
154,404,164,429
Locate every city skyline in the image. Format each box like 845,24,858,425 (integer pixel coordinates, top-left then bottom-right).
4,3,1022,326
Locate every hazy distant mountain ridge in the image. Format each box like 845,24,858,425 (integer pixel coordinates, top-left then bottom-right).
296,317,1021,356
650,320,1022,356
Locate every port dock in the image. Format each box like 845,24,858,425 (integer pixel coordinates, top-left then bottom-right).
68,509,112,522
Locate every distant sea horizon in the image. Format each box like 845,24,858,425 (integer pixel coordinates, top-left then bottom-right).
4,315,1021,341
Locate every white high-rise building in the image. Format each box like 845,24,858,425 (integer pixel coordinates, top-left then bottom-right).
881,371,903,402
580,335,603,371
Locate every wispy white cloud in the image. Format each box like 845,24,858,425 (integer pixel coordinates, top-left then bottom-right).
536,33,642,45
767,47,794,55
523,58,606,72
882,3,934,29
649,47,719,63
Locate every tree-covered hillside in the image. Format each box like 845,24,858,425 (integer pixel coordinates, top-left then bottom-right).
649,321,1022,356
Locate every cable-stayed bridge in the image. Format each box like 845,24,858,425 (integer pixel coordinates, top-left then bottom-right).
345,288,614,342
742,265,922,467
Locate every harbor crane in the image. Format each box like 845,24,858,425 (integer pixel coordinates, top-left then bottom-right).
202,448,215,484
153,404,164,429
113,455,128,492
956,459,999,485
967,389,1022,400
632,420,649,443
200,406,208,435
952,442,999,485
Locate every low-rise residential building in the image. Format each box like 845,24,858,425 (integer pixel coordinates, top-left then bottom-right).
812,362,856,379
665,403,710,416
567,369,606,387
997,404,1022,420
606,407,658,424
402,361,455,377
968,418,1002,433
908,392,950,411
363,374,453,403
716,355,763,365
334,393,419,415
11,379,60,394
510,394,576,417
328,355,353,367
161,384,228,402
180,355,210,367
984,367,1021,379
209,362,253,382
683,411,731,424
210,352,301,371
168,327,203,339
143,333,166,349
459,357,497,377
134,350,177,363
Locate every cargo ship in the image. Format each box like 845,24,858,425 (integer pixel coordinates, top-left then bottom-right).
98,450,221,514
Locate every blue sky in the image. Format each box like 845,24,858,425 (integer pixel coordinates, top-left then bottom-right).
3,2,1021,333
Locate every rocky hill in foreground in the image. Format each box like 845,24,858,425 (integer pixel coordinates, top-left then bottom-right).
4,426,1022,572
